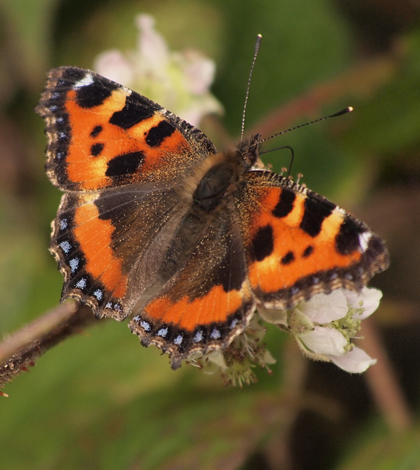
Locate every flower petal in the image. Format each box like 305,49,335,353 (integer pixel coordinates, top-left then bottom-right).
299,326,347,356
207,351,227,370
181,50,216,95
94,50,134,85
344,287,382,319
329,346,377,373
178,94,223,127
298,290,348,324
136,14,169,67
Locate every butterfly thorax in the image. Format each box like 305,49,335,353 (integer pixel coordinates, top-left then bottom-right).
193,134,261,212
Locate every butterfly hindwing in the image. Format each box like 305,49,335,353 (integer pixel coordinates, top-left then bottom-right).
129,193,255,368
51,183,197,320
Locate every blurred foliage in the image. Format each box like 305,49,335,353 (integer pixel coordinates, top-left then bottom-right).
1,0,420,469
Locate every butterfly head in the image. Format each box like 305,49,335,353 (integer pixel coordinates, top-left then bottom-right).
236,133,261,168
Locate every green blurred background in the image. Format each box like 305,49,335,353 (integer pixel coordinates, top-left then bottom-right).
1,0,420,469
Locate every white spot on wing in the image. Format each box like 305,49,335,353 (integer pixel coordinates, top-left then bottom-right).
74,74,94,88
76,278,87,289
174,335,183,345
140,320,151,332
359,231,372,252
93,289,103,301
210,329,221,340
60,241,71,254
69,257,79,273
193,330,203,343
157,327,168,338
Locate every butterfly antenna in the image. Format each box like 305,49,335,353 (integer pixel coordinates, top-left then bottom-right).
259,106,354,144
241,34,262,143
260,145,295,177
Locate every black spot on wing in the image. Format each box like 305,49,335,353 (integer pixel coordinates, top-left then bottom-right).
251,225,274,262
91,143,104,157
75,78,117,108
335,217,363,255
281,251,295,265
106,151,145,177
302,245,314,258
109,102,154,129
90,125,103,137
146,120,176,147
300,197,334,237
272,190,296,218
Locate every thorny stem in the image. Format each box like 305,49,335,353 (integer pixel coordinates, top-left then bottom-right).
0,302,97,389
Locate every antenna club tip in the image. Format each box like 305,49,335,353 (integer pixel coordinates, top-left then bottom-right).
257,33,262,38
331,107,354,118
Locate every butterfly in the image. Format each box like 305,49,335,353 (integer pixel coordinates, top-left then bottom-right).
36,67,389,369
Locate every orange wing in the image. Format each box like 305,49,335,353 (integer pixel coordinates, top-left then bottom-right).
50,187,184,321
239,171,389,309
36,67,216,191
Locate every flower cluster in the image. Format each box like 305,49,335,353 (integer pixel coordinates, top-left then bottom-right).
262,287,381,373
188,316,276,387
94,14,223,127
195,287,382,385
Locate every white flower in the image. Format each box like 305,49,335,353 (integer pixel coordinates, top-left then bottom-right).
298,326,348,356
94,13,223,126
329,346,377,373
259,287,382,374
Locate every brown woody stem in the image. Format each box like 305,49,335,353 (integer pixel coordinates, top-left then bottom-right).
0,302,97,389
